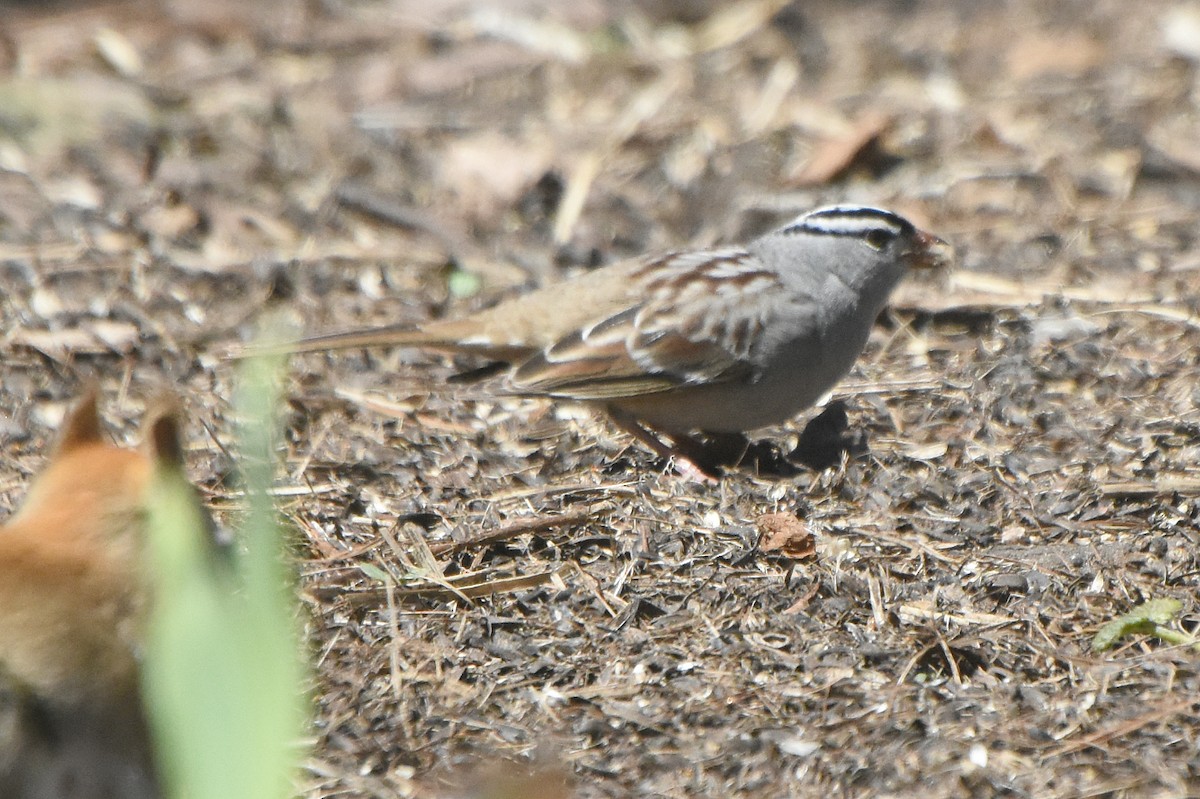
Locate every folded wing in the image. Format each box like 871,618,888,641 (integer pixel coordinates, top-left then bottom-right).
511,249,806,400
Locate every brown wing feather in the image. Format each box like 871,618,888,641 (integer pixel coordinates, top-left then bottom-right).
511,250,783,400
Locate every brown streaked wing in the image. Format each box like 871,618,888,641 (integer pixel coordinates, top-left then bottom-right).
510,249,785,400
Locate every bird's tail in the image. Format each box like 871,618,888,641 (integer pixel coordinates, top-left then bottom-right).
225,324,437,359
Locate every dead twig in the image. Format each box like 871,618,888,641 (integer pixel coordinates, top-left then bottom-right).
429,511,594,557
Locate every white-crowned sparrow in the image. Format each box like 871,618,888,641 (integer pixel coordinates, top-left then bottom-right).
285,205,951,472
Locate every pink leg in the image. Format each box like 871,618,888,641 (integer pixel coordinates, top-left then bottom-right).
606,408,720,481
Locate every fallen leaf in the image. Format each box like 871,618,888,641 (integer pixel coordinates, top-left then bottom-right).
1092,598,1195,652
790,113,891,186
757,513,816,560
440,132,551,222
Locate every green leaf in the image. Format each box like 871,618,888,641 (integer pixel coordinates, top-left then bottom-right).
357,562,391,583
1092,598,1186,652
144,313,310,799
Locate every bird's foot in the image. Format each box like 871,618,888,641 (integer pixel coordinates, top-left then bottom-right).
605,410,723,481
606,406,868,480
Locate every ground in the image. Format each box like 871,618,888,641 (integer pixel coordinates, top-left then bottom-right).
1,0,1199,797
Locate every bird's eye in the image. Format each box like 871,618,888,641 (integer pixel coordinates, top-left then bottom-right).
864,228,894,251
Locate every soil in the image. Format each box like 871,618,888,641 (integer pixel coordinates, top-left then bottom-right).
1,0,1198,797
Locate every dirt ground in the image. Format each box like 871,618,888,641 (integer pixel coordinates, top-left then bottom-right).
1,0,1199,796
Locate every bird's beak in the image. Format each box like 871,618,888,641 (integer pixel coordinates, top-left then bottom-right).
908,229,953,270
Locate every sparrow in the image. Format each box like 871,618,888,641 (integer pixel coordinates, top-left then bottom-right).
276,205,951,473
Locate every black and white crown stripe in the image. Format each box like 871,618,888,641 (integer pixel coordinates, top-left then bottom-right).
780,205,915,241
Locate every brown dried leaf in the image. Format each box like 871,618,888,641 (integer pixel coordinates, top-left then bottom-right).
790,113,891,187
440,132,552,222
757,513,816,560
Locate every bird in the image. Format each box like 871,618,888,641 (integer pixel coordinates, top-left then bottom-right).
275,204,951,474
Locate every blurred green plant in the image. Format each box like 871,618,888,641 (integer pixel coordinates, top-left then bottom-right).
144,318,309,799
1092,598,1199,653
443,261,484,299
